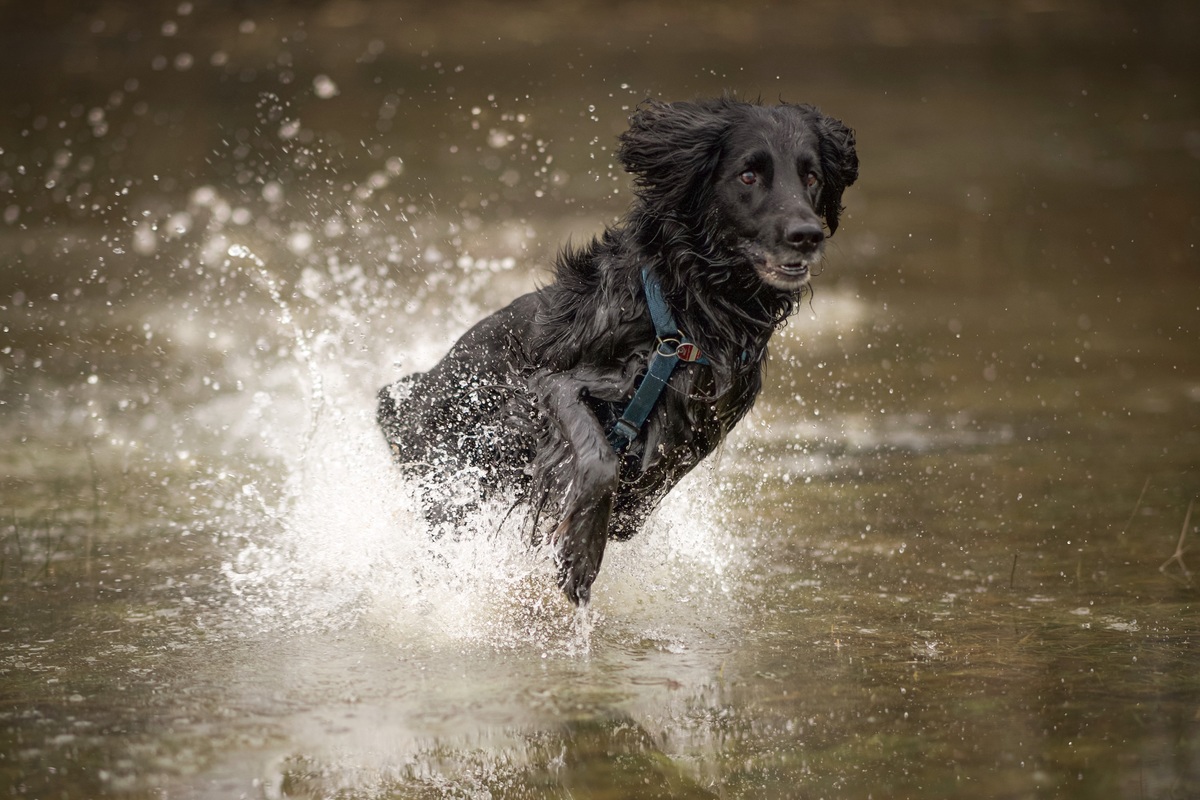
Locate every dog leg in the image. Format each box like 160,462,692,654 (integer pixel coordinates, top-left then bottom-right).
550,480,613,606
531,370,622,605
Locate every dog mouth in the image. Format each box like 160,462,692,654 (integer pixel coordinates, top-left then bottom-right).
737,239,824,291
777,262,810,278
756,257,815,290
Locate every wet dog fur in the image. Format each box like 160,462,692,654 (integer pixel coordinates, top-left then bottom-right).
378,97,858,605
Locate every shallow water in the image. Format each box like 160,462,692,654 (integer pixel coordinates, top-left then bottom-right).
2,3,1199,798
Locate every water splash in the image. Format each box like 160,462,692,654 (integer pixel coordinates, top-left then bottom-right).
50,84,755,659
185,229,746,657
217,360,744,655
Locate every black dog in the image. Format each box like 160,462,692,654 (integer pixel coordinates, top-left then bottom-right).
378,98,858,604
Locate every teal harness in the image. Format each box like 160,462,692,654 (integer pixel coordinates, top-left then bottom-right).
607,269,709,452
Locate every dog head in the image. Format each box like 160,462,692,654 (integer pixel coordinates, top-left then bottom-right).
618,98,858,292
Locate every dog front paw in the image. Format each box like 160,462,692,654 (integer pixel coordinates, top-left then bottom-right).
552,510,608,606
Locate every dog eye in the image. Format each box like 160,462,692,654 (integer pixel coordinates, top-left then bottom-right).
739,170,758,185
803,172,820,188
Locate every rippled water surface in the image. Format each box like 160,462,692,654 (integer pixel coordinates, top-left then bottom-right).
2,3,1198,798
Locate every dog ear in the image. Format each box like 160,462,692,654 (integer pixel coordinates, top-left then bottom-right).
814,113,859,236
617,99,732,214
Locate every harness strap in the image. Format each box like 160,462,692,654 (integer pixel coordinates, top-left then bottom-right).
607,269,707,452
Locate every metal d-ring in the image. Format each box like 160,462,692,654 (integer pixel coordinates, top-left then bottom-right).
656,337,681,357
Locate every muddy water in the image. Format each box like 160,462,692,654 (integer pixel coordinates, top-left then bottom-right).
2,3,1198,798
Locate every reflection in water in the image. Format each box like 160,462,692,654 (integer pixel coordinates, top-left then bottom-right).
2,2,1199,798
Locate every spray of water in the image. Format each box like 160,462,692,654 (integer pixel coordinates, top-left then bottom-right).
38,82,752,665
172,233,745,659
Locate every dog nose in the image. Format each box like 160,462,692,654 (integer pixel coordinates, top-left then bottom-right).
785,221,825,251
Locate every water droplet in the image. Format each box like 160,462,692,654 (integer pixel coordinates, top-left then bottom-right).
313,75,339,100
